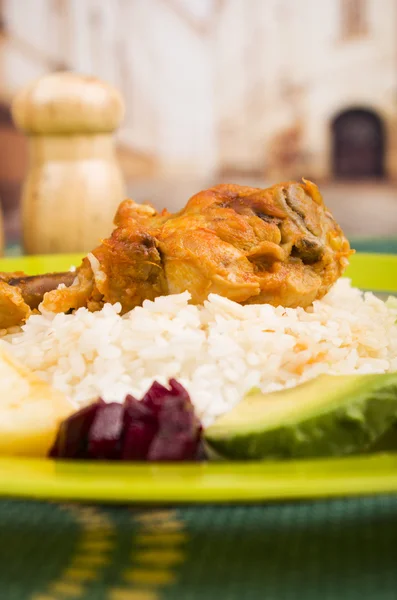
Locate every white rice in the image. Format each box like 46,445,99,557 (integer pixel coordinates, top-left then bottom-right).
2,279,397,427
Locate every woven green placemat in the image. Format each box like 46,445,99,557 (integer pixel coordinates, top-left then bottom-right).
0,495,396,599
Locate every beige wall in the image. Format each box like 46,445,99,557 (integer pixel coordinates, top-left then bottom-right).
1,0,396,183
1,0,217,179
214,0,397,180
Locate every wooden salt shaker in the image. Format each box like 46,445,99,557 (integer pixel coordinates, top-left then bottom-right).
11,72,126,254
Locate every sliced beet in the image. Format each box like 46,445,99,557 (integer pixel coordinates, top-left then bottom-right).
168,378,191,402
49,379,203,462
49,400,104,459
141,381,171,415
121,421,158,460
121,395,158,460
124,394,154,421
148,430,201,461
158,393,196,433
147,382,202,461
87,402,125,459
158,406,193,437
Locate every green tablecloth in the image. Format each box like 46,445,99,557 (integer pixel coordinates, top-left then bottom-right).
0,496,396,600
1,239,396,599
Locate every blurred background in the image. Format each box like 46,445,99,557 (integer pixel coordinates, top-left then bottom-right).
0,0,396,249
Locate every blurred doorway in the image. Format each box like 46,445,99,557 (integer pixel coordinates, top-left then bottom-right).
332,108,385,179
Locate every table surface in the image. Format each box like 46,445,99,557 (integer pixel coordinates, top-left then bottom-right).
1,238,397,600
1,495,397,600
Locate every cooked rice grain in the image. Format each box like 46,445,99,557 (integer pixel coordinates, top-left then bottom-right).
2,279,397,426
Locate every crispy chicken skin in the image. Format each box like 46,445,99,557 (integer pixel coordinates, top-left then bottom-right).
158,180,351,306
0,281,31,329
0,181,352,328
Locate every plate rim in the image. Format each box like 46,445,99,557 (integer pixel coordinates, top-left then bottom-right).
0,453,397,504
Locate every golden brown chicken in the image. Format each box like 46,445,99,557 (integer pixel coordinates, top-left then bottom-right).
0,180,352,329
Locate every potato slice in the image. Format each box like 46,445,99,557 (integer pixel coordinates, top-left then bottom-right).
0,345,74,457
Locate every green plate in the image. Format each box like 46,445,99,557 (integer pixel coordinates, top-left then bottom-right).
0,252,396,504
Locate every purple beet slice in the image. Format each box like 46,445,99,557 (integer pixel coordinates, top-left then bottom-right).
141,381,172,415
49,400,104,459
147,380,202,461
148,430,201,461
49,379,203,462
121,395,158,460
124,394,153,421
121,421,158,460
168,378,191,402
87,402,125,460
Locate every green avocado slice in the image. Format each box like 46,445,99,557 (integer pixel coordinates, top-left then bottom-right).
204,373,397,460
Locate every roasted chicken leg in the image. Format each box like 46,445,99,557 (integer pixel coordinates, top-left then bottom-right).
0,180,352,329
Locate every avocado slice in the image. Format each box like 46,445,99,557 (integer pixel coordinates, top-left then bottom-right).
205,373,397,460
368,423,397,453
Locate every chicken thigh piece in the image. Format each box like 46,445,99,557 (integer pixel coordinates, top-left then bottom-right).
1,180,352,328
157,180,351,306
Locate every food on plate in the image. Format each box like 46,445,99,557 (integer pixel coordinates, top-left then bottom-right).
369,422,397,453
0,271,76,329
0,279,31,329
0,180,352,329
4,276,397,429
3,271,76,309
204,373,397,460
0,179,396,464
1,277,397,461
0,344,73,457
50,379,202,461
